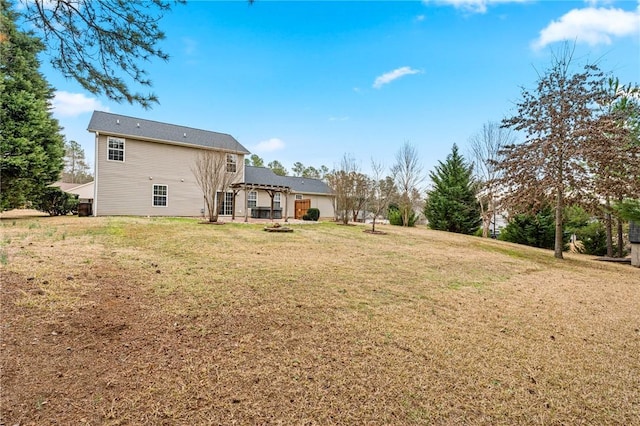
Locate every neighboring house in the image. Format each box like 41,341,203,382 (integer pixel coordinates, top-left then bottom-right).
87,111,334,219
51,181,95,215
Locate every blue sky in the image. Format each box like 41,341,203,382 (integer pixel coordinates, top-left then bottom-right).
39,0,640,177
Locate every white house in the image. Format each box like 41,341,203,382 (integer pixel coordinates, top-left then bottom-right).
87,111,334,220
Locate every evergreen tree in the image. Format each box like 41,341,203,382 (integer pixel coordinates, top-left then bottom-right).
62,140,93,184
424,144,481,234
1,0,64,210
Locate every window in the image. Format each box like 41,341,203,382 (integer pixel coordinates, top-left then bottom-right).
274,193,281,209
218,192,233,215
226,153,237,173
108,137,125,162
295,194,303,200
248,191,257,208
153,184,168,207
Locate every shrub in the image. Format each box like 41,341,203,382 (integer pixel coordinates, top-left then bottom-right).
303,208,320,221
388,206,417,227
499,206,567,250
35,187,78,216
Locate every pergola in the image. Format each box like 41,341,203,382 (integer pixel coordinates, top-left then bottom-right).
230,182,291,222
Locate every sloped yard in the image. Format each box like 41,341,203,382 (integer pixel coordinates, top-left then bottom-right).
1,216,639,425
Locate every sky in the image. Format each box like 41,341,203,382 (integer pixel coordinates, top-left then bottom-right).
34,0,640,178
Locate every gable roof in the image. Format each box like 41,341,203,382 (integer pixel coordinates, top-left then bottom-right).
87,111,249,154
244,166,333,195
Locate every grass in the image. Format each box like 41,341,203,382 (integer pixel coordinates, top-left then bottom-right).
1,215,639,425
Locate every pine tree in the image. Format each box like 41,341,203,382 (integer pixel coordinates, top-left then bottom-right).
424,144,481,234
62,140,93,184
1,0,64,210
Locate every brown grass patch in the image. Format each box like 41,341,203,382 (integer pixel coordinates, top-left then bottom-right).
1,216,639,424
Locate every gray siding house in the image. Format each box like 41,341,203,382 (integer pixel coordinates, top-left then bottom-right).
88,111,334,219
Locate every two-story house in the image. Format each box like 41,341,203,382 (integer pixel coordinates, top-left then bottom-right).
88,111,334,220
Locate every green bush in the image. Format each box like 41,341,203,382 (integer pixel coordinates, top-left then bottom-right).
499,206,567,250
303,208,320,221
35,187,78,216
388,206,417,227
574,221,607,256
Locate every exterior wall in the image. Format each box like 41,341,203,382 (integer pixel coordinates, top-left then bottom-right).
235,190,335,220
95,134,244,216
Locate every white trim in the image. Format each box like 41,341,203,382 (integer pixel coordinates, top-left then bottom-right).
107,137,125,162
152,184,168,207
93,132,99,216
247,191,257,208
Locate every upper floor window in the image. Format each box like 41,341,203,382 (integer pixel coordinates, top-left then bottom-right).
248,191,257,208
108,137,125,162
226,153,237,173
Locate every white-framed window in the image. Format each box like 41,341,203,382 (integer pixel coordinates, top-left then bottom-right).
295,194,303,200
226,153,237,173
153,184,168,207
274,193,281,209
248,191,257,208
218,191,233,215
108,137,125,162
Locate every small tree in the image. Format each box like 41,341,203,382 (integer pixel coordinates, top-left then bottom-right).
368,161,397,233
391,142,424,227
192,151,238,223
424,144,481,235
469,122,514,237
326,154,361,225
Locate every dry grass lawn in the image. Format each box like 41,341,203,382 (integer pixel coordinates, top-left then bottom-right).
1,215,639,425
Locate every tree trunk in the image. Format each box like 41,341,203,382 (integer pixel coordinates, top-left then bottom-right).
554,186,564,259
617,217,624,258
605,212,613,257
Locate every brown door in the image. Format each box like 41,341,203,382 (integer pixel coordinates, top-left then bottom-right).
295,199,311,219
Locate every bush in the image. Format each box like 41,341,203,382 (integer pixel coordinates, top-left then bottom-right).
388,206,417,227
303,208,320,221
499,206,567,250
35,187,78,216
574,221,607,256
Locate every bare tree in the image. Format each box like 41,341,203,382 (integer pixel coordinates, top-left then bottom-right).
326,154,365,225
468,122,514,237
191,151,238,223
391,142,423,227
368,160,397,233
497,44,608,259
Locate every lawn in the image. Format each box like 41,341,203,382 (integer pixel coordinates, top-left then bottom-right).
1,215,639,425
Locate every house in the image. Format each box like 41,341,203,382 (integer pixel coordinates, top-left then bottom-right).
87,111,334,219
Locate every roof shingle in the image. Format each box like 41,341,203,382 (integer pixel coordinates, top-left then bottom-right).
87,111,249,154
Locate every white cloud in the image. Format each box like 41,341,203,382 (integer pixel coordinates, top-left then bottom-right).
373,67,421,89
52,91,108,117
254,138,285,153
532,6,640,50
422,0,528,14
416,14,426,21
